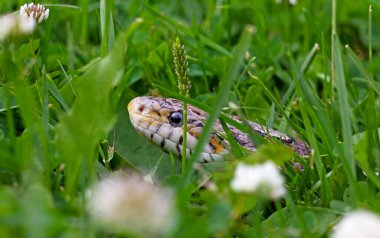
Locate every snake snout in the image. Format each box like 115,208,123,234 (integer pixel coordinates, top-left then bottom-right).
127,97,137,115
128,97,149,116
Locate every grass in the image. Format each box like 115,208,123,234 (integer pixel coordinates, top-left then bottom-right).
0,0,380,237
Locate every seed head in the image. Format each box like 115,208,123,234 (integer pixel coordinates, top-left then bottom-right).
172,37,191,97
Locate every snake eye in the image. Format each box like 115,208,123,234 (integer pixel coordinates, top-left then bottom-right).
168,111,183,127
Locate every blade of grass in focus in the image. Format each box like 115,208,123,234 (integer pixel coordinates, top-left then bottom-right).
180,25,255,189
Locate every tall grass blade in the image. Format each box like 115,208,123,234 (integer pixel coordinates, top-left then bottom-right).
55,35,125,196
100,0,115,56
180,25,255,188
288,51,330,205
333,34,357,196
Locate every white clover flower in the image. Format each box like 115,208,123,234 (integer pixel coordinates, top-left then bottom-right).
0,15,14,41
0,14,36,41
275,0,297,5
87,173,174,236
332,210,380,238
20,3,49,23
230,161,286,200
18,14,36,33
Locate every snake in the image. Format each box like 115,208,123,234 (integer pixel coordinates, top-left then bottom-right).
128,96,310,162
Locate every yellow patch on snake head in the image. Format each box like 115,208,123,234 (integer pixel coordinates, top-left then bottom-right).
188,127,201,138
159,111,171,123
127,98,135,113
140,117,154,128
210,137,225,154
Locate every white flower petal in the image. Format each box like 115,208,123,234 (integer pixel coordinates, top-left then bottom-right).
230,161,286,200
88,173,174,235
332,210,380,238
19,3,49,23
0,15,15,41
0,14,36,41
18,16,36,34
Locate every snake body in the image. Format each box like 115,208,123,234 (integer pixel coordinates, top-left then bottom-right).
128,96,310,162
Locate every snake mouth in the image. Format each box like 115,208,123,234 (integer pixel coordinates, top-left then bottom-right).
128,96,228,162
129,113,226,162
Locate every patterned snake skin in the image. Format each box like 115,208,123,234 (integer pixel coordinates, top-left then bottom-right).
128,96,310,162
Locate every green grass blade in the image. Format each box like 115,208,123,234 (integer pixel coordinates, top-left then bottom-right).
144,3,232,58
219,118,243,158
55,34,125,196
288,51,330,205
180,25,254,188
100,0,115,56
365,5,380,170
333,34,356,181
45,77,70,111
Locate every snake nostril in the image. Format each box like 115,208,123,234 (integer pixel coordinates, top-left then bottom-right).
138,105,144,112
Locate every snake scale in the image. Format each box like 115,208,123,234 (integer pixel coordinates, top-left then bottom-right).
128,96,310,162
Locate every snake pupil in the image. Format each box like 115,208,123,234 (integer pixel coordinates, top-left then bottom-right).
168,111,183,127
